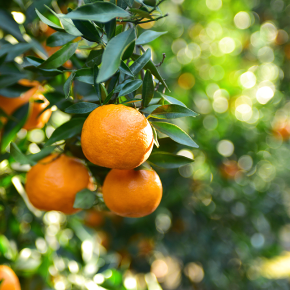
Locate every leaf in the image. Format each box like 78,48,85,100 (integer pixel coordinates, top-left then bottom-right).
107,72,120,94
0,84,34,98
97,28,136,83
150,121,198,148
75,68,94,84
10,143,35,166
105,18,116,40
59,17,83,36
129,49,151,76
45,118,86,146
130,8,152,19
63,2,131,22
150,104,198,119
142,70,154,107
123,0,134,6
1,103,30,152
0,75,23,89
4,43,33,62
85,49,103,67
63,71,76,98
72,19,102,42
103,89,115,105
158,92,186,107
47,32,77,47
73,189,96,209
28,146,56,162
0,53,7,66
122,41,135,60
131,53,169,90
118,79,142,97
151,125,159,147
119,61,134,77
35,8,63,31
136,30,167,45
141,105,161,115
148,152,194,169
39,42,78,69
0,10,25,41
93,66,102,103
65,102,99,114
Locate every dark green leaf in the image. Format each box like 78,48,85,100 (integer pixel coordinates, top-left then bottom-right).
117,0,128,9
1,103,30,152
151,125,159,147
142,70,154,107
105,18,116,40
115,24,123,36
157,92,186,107
35,8,63,31
85,49,103,67
39,42,78,69
130,8,152,18
0,10,25,41
0,53,7,66
0,75,23,89
0,84,34,98
28,146,56,162
63,71,76,98
107,72,120,94
103,90,115,105
59,17,83,36
45,118,86,146
150,121,198,148
73,189,97,209
123,0,134,6
93,66,102,102
119,61,134,77
141,105,161,115
122,41,135,60
130,49,151,76
150,104,198,119
47,32,77,47
10,143,35,165
63,2,130,22
65,102,99,114
118,79,142,97
148,152,194,169
72,19,102,42
75,68,94,84
97,28,136,83
136,30,167,45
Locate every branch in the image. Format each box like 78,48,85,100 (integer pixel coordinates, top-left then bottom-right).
155,53,166,67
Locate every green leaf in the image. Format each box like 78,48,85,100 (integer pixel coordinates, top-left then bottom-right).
148,152,194,169
119,61,134,77
142,70,154,107
103,90,115,105
28,146,56,162
150,104,198,119
39,42,78,69
65,102,99,114
136,30,167,45
73,189,97,209
45,118,86,146
118,79,142,97
86,49,103,67
130,8,152,19
0,75,23,89
35,8,63,31
131,53,169,90
47,32,77,47
151,125,159,148
0,10,25,41
75,68,94,84
10,142,35,166
97,28,136,83
0,84,34,98
150,121,198,148
157,92,186,107
0,53,7,66
59,17,83,36
130,49,151,76
115,24,123,36
122,41,135,60
63,71,76,98
141,105,161,115
108,72,120,94
1,103,30,152
105,18,116,40
123,0,134,6
93,65,102,103
63,2,131,22
72,19,102,42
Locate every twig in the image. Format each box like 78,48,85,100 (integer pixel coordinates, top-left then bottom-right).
149,0,167,13
121,13,169,24
138,45,146,53
155,53,166,67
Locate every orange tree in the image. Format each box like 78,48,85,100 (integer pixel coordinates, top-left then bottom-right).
0,0,198,288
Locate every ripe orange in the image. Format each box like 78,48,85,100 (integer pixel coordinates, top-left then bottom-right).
84,210,105,228
23,94,52,131
0,265,21,290
102,168,162,218
25,154,92,214
81,104,154,169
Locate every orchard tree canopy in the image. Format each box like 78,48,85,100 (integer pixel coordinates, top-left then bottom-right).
1,0,290,289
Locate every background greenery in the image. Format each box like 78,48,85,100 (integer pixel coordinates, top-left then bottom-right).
1,0,290,289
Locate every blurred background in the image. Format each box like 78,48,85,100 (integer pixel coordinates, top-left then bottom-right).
1,0,290,289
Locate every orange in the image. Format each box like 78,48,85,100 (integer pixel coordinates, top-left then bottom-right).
23,94,52,131
0,265,21,290
25,154,92,214
81,104,154,169
84,210,105,228
102,168,162,218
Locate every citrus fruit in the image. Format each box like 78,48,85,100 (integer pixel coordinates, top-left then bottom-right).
25,154,92,214
81,104,154,169
23,94,51,131
84,210,105,228
102,168,162,217
0,265,21,290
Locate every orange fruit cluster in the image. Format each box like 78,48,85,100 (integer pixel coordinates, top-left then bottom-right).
0,80,51,131
25,104,162,218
